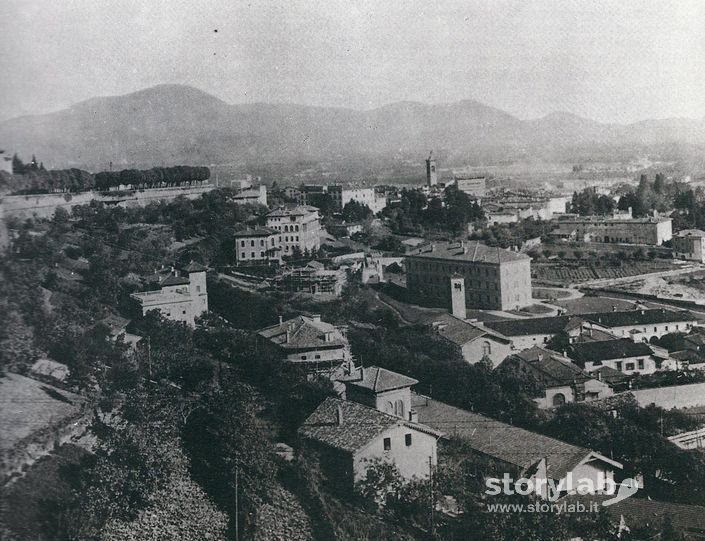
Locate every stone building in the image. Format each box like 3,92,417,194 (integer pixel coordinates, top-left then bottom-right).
454,175,486,197
673,229,705,263
550,215,672,245
327,185,387,215
256,314,351,375
131,262,208,328
233,227,282,266
266,205,322,254
426,152,438,186
405,241,532,310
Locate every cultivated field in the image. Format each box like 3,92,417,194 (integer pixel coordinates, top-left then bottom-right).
533,260,679,285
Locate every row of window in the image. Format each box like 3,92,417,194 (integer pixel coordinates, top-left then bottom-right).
615,359,646,371
410,261,498,277
383,433,413,451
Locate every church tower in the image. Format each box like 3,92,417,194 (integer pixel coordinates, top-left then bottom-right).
450,274,466,319
426,151,438,186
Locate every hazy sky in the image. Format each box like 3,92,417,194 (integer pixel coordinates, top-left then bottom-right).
2,0,705,123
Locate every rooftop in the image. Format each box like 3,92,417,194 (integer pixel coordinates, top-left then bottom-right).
484,309,696,337
509,346,592,386
675,228,705,238
344,366,418,393
407,241,530,264
257,315,347,350
299,397,442,454
160,274,191,287
267,205,319,218
567,340,654,364
411,394,620,480
430,314,510,346
181,261,208,273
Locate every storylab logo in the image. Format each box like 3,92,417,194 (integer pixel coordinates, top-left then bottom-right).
485,473,640,506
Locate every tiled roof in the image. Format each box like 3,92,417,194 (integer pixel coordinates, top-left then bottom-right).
233,227,276,238
299,397,442,454
567,340,653,364
407,241,530,264
484,309,696,338
267,206,318,218
98,314,131,334
257,315,346,350
562,493,705,537
160,274,191,287
484,315,576,337
181,261,208,273
583,309,697,328
345,366,418,393
510,346,591,386
676,228,705,238
411,394,617,480
589,365,629,385
430,314,510,346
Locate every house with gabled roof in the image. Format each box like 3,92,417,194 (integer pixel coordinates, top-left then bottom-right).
411,393,623,499
498,346,613,408
342,365,420,422
566,339,680,375
130,261,208,328
427,314,513,368
257,314,352,376
298,396,443,490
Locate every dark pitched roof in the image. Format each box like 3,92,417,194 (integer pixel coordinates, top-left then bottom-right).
568,340,653,364
407,241,529,264
589,365,630,385
181,261,208,273
583,309,697,328
160,274,190,287
411,394,619,480
298,397,442,454
428,314,507,346
97,314,131,334
562,493,705,537
257,315,347,350
484,315,575,337
345,366,418,393
676,228,705,238
484,309,697,338
233,227,275,238
510,346,591,386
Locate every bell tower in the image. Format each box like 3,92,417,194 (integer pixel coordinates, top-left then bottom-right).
450,274,466,319
426,151,438,186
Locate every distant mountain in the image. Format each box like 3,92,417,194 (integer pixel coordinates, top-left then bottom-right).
1,84,704,170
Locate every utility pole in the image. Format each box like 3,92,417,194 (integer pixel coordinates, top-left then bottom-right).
147,335,152,379
429,455,434,539
235,464,239,541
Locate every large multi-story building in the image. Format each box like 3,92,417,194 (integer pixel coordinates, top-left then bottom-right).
327,185,386,215
454,175,486,197
266,205,322,254
233,227,282,266
551,214,672,246
131,262,208,327
673,229,705,262
405,241,532,310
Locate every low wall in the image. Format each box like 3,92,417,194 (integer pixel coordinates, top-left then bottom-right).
0,184,216,220
630,382,705,409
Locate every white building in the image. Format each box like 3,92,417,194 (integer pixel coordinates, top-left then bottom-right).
673,229,705,263
131,262,208,328
328,185,387,215
266,205,322,254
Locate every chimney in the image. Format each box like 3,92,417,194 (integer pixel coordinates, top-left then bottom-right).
336,404,344,426
279,315,283,325
596,370,602,382
285,328,291,343
430,243,436,252
312,314,321,323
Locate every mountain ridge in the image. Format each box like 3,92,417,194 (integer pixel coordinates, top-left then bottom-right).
1,84,704,170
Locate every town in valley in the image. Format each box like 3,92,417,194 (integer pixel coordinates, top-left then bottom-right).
3,2,705,540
